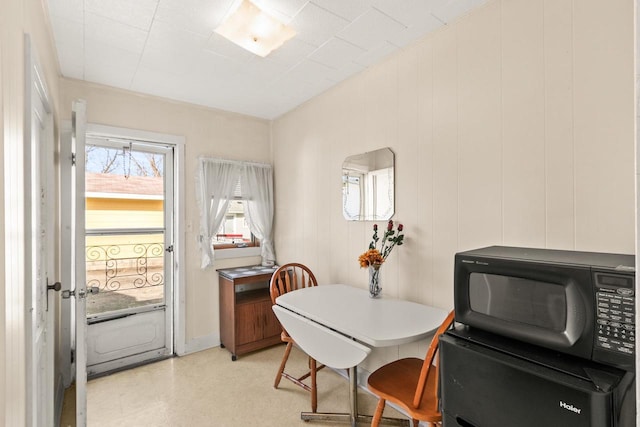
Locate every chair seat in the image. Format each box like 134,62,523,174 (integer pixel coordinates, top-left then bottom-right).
367,357,441,423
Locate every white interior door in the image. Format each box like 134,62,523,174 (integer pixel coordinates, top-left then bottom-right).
24,34,56,427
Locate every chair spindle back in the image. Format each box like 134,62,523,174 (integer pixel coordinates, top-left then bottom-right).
270,263,318,304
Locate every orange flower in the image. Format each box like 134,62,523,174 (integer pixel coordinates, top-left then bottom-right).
358,248,385,268
359,222,405,268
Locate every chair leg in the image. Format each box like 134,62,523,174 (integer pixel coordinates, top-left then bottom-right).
274,341,293,388
371,399,386,427
412,420,419,427
310,357,317,412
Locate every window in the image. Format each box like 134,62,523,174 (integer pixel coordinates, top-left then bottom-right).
212,199,259,249
211,175,258,249
196,157,274,268
342,173,362,220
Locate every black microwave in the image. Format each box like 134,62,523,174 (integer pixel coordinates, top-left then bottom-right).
454,246,636,370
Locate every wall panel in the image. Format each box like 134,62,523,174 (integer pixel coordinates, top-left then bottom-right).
573,0,635,252
398,43,427,303
501,0,546,247
431,27,459,309
456,2,503,251
544,0,575,249
272,0,634,369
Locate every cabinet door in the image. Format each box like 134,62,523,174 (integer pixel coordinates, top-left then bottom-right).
236,303,262,345
260,301,282,339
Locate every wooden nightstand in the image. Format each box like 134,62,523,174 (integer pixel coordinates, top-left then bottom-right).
217,265,281,361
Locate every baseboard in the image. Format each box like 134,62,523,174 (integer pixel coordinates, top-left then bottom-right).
182,333,219,355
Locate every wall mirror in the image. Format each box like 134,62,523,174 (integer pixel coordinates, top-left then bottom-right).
342,147,394,221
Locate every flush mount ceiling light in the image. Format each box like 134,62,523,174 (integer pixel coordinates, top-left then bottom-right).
215,0,296,57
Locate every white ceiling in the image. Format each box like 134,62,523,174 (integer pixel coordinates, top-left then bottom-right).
46,0,486,120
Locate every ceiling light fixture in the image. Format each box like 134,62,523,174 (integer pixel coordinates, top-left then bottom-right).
215,0,296,57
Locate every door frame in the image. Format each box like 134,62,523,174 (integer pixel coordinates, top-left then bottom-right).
23,33,55,426
60,123,186,388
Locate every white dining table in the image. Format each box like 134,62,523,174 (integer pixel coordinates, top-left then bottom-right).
275,284,448,426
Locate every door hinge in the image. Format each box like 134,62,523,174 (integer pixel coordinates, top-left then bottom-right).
165,245,174,253
71,349,75,364
71,152,76,166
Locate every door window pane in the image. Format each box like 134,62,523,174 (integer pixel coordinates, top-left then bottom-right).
85,144,166,317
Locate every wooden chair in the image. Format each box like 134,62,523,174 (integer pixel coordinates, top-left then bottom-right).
367,310,456,427
269,263,324,412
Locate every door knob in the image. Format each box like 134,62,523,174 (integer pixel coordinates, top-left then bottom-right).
47,281,61,292
46,280,62,312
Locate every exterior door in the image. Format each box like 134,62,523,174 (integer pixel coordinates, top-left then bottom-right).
72,99,89,427
62,114,181,424
24,34,56,427
83,134,174,376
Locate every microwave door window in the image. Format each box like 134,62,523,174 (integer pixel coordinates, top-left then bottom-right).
469,273,567,332
469,272,492,314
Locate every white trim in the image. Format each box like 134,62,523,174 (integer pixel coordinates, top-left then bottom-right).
24,33,36,427
24,33,56,427
87,124,183,146
174,142,187,356
59,120,73,389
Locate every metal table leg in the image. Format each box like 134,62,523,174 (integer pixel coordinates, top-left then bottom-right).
300,366,409,426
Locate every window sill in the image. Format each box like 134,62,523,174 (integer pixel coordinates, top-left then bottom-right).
214,246,261,260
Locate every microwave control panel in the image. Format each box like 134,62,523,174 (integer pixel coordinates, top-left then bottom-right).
594,272,635,359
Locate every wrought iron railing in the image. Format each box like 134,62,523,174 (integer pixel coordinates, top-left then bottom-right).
86,242,164,293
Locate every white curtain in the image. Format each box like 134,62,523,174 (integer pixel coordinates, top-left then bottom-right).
196,157,276,269
241,164,275,265
196,159,241,269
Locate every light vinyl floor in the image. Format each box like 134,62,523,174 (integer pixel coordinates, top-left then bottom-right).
60,344,403,426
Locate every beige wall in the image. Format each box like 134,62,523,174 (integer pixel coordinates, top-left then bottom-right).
1,0,61,424
272,0,635,369
59,79,271,346
0,0,635,421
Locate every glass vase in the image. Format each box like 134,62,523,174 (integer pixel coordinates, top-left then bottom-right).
368,264,382,298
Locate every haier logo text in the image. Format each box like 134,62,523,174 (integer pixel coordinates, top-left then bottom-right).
559,401,582,414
